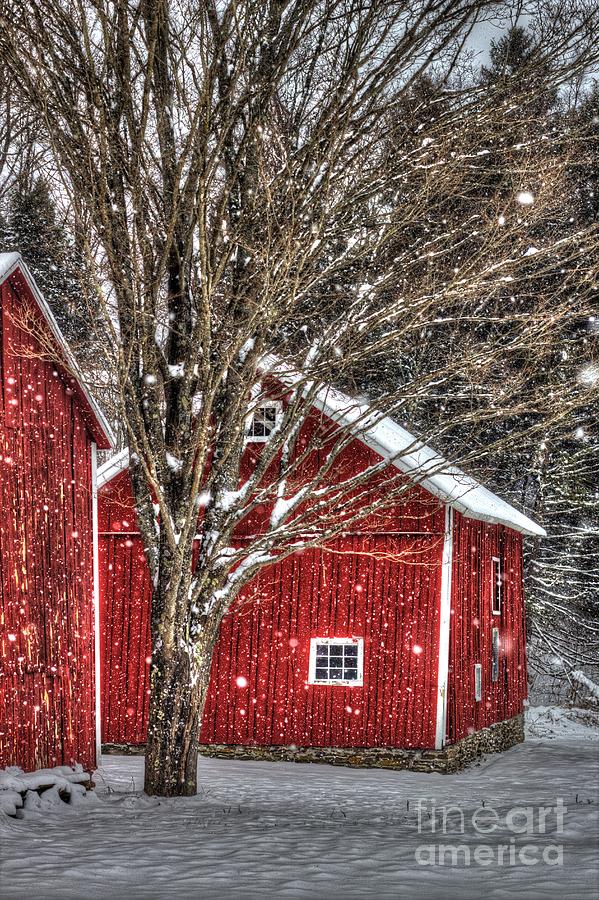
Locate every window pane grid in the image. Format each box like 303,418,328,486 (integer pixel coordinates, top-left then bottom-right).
248,405,278,439
313,642,360,682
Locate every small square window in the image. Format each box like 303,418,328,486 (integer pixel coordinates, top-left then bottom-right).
246,403,281,441
492,557,502,616
308,638,364,686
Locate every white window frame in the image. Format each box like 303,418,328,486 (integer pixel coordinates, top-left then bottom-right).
245,400,282,442
474,663,482,702
491,556,502,616
492,628,500,682
308,637,364,686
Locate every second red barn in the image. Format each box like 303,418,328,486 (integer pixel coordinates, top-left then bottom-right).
98,389,544,771
0,252,113,773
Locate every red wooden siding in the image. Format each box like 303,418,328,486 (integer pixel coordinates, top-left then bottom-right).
99,534,153,745
99,452,448,749
203,535,443,749
446,513,528,743
0,275,98,772
98,420,530,753
99,529,445,749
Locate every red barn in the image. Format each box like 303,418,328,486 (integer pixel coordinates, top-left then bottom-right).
98,385,544,771
0,252,113,773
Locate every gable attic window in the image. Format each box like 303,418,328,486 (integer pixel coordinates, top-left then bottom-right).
246,402,281,442
491,556,502,616
308,637,364,686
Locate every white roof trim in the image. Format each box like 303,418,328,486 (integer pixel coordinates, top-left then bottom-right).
97,447,130,487
97,358,546,537
0,252,114,448
262,357,546,538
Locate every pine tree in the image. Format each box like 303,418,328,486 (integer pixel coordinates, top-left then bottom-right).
0,177,99,355
337,31,599,704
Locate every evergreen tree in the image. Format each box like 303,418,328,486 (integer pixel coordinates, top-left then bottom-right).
339,30,599,702
0,177,99,355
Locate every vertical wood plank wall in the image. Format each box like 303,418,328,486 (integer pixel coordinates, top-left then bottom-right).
99,464,451,750
99,532,153,745
98,438,529,753
446,513,528,743
202,534,443,749
0,277,97,772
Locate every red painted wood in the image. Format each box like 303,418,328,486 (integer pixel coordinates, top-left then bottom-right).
99,534,152,744
0,275,98,772
99,527,446,748
98,436,451,749
98,411,529,752
202,534,443,748
446,513,528,743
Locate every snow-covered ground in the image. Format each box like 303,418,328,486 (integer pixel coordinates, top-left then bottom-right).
1,708,597,900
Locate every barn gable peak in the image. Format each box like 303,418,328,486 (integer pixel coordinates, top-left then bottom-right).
259,356,545,538
0,251,114,449
99,353,544,538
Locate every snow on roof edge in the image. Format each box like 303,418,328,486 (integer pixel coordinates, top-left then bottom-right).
0,252,114,449
263,357,546,538
96,356,546,538
97,447,130,487
0,251,21,282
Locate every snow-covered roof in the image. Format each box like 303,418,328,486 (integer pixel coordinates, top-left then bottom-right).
264,357,546,538
97,447,130,487
0,252,114,449
314,387,545,536
0,252,20,282
99,360,545,537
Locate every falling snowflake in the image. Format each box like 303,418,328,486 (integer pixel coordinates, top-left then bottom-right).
578,363,599,387
516,191,534,205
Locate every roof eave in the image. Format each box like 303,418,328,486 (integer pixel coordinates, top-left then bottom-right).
309,376,546,538
0,254,115,449
97,447,130,487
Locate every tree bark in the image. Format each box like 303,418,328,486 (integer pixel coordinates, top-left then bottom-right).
144,623,217,796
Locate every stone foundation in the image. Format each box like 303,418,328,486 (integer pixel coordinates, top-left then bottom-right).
102,742,146,756
102,715,524,773
196,714,525,774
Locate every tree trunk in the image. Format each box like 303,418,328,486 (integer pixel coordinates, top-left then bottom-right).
143,628,216,796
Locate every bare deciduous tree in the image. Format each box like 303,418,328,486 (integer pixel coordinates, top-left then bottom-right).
1,0,598,795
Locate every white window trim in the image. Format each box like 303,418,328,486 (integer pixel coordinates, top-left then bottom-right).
245,400,282,442
474,663,482,702
308,637,364,686
492,627,500,682
491,556,502,616
435,505,453,750
91,443,102,765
